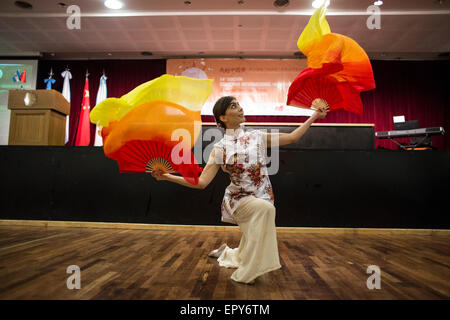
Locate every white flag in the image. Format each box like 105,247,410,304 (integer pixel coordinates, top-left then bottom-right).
61,70,72,144
94,74,107,147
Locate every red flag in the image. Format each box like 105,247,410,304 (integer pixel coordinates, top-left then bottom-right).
75,77,91,146
20,69,26,83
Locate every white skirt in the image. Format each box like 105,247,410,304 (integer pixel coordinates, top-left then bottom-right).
217,196,281,283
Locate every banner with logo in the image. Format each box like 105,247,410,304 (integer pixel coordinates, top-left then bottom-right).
167,59,310,116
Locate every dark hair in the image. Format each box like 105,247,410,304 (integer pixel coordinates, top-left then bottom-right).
213,96,235,129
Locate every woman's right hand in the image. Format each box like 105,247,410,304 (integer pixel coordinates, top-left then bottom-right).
151,169,170,181
311,98,329,119
312,108,329,119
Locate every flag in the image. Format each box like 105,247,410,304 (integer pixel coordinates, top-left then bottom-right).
12,70,21,82
61,69,72,144
20,69,26,83
44,78,56,90
75,77,91,146
94,74,107,147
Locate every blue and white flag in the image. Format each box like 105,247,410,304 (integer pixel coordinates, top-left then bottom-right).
12,70,21,82
94,74,107,147
61,69,72,144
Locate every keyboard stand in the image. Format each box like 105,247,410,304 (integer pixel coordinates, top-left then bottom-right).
389,134,434,151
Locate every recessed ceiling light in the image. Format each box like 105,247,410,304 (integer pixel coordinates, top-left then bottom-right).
273,0,289,8
312,0,330,9
374,0,383,5
104,0,123,10
14,1,33,9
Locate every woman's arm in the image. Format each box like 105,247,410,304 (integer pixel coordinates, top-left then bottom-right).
263,104,329,147
151,149,220,190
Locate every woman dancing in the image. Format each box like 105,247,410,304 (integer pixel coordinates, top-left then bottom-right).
151,96,329,284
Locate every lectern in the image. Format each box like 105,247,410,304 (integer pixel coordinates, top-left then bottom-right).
8,89,70,146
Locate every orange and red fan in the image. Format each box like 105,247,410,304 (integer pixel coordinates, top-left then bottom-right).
287,4,375,115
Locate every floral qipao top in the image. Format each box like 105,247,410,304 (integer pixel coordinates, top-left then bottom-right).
213,126,275,224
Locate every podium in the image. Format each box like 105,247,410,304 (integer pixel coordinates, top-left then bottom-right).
8,89,70,146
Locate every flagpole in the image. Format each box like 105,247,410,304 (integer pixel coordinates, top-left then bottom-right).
94,70,108,147
61,66,72,145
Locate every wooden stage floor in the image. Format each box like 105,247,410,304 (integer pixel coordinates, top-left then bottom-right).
0,223,449,300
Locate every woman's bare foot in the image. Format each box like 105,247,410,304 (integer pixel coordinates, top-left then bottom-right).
208,243,227,258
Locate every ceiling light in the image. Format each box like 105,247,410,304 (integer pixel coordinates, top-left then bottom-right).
273,0,289,8
374,0,383,5
104,0,123,10
312,0,330,9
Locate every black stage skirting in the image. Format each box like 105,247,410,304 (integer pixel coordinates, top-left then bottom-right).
200,124,376,150
1,145,449,229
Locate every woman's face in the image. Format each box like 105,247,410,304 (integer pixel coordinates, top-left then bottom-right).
220,99,245,129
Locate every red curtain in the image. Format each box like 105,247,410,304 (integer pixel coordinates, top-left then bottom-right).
38,59,449,149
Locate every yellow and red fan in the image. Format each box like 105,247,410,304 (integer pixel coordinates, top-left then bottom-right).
287,65,365,115
287,67,341,110
90,75,213,186
109,137,203,185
